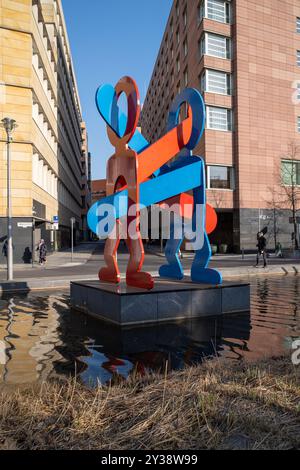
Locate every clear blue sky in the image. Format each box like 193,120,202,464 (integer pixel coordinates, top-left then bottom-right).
62,0,173,179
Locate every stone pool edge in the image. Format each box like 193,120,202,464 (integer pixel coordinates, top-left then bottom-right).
0,264,299,294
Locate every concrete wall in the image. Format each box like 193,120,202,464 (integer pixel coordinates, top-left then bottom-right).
0,217,33,264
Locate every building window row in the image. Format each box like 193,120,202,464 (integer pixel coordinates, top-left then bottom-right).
34,0,82,139
58,146,82,196
32,43,57,115
55,3,72,76
57,49,82,143
32,1,56,75
198,0,232,25
148,2,190,97
57,111,82,176
58,180,82,214
32,152,58,199
55,0,82,122
32,95,57,153
58,77,82,155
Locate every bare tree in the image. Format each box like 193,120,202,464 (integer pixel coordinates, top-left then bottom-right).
265,186,282,250
209,189,226,210
273,141,300,250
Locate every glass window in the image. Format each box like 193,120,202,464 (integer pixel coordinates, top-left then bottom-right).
208,165,234,189
184,68,188,86
282,160,300,186
297,17,300,33
297,51,300,66
298,116,300,132
183,7,187,27
207,0,231,23
199,72,206,94
199,36,205,59
198,1,205,23
183,37,188,56
204,69,232,94
201,33,231,59
297,83,300,101
207,106,233,131
198,0,231,24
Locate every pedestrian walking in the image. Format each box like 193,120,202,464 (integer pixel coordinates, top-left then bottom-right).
37,239,47,266
275,242,283,258
2,239,7,258
2,239,14,258
256,232,267,268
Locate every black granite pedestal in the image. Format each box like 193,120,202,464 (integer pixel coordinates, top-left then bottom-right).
70,278,250,326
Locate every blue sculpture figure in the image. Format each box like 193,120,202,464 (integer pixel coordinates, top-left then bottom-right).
158,89,222,285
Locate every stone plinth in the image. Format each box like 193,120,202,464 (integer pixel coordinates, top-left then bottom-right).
70,279,250,326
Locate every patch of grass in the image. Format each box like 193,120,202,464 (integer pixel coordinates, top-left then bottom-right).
0,357,299,450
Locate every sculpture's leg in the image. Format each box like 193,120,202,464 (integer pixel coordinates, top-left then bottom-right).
126,198,154,290
190,182,222,284
99,219,121,283
191,231,222,284
159,219,184,280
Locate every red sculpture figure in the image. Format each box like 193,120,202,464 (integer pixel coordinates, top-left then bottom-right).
99,77,154,290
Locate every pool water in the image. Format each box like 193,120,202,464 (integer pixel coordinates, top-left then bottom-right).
0,276,299,386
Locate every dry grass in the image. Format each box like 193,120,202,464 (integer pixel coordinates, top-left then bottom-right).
0,357,299,450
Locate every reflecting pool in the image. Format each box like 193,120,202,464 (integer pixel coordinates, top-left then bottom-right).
0,276,299,386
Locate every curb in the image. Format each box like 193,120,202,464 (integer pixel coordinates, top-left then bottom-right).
0,265,299,294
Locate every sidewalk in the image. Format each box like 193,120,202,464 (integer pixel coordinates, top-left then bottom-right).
0,242,299,294
0,242,96,271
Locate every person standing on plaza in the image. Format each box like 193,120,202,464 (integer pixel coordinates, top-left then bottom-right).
256,232,267,268
37,239,47,266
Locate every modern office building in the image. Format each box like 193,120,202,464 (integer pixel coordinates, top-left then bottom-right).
0,0,91,263
140,0,300,251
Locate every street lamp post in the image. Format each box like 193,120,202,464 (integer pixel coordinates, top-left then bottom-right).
1,118,17,281
70,217,76,262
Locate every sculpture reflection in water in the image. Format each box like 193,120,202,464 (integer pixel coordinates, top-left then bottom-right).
1,275,300,387
0,293,249,387
68,311,251,386
88,76,222,289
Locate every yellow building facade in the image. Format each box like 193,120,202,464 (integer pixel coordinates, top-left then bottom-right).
0,0,91,263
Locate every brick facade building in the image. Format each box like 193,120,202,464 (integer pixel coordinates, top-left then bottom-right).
140,0,300,251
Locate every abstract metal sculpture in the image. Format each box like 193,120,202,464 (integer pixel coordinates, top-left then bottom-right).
88,76,222,289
